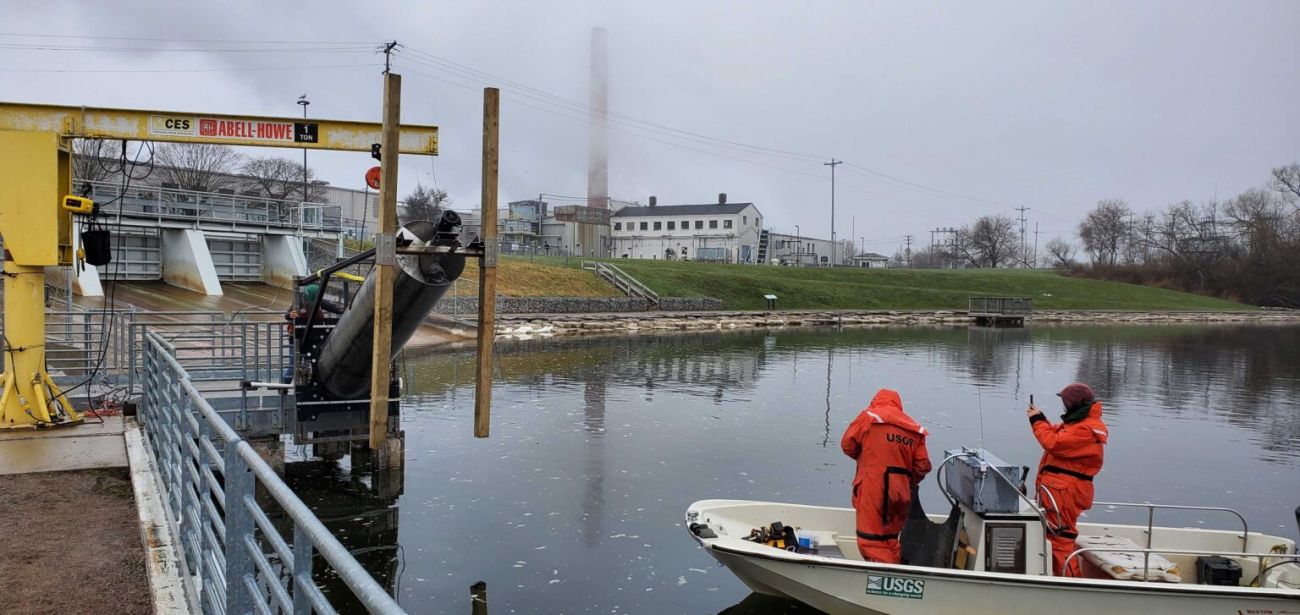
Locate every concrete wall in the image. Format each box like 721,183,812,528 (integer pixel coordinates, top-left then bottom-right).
262,235,308,289
161,229,223,295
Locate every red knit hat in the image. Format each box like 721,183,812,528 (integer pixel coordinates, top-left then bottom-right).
1056,383,1095,408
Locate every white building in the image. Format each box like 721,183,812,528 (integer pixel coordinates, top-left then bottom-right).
852,252,891,268
611,196,763,263
765,231,846,266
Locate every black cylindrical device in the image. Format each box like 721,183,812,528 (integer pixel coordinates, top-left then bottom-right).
315,214,466,399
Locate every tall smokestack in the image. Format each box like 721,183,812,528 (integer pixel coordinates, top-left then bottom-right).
587,27,609,210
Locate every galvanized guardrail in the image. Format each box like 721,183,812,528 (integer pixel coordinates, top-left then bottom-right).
83,179,344,234
140,331,404,614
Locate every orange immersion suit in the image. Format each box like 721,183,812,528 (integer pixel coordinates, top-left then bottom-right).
841,389,932,563
1031,393,1108,577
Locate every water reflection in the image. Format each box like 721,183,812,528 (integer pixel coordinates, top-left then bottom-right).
583,371,607,547
283,460,401,612
333,324,1300,613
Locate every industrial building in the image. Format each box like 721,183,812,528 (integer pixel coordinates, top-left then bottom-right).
611,195,763,263
763,231,849,266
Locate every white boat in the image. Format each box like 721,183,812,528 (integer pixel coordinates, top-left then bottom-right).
687,450,1300,615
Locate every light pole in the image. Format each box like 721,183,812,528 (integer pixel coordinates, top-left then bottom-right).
794,225,801,267
297,94,310,206
824,158,842,265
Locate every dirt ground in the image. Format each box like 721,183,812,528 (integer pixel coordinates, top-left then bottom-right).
0,468,152,615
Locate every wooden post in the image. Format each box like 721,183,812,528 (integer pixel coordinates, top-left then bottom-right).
470,581,488,615
368,72,401,458
474,87,499,439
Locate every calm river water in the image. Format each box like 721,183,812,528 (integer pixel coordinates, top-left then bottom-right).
294,324,1300,614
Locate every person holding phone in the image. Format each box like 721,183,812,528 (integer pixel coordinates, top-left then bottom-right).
1027,383,1109,576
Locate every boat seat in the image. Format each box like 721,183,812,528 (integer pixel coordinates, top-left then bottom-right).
1076,534,1182,582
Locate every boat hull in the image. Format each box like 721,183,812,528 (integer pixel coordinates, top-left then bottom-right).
706,545,1300,615
689,499,1300,615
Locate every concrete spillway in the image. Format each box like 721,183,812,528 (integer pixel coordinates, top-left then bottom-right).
315,215,466,399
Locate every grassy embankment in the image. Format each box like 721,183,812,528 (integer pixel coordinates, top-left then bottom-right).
448,256,619,298
538,258,1250,311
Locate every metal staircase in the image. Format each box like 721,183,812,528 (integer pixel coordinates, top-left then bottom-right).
757,229,770,263
583,261,660,307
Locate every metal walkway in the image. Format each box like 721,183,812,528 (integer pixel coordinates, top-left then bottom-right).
139,331,404,614
84,180,344,238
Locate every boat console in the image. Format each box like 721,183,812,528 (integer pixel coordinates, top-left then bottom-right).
926,447,1051,575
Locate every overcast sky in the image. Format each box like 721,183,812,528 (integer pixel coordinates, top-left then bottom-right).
3,1,1297,254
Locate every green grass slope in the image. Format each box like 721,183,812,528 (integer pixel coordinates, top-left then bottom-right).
581,261,1249,311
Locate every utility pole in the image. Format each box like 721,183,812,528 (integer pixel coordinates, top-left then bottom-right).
1015,205,1030,268
904,234,913,268
930,229,937,269
297,94,309,204
794,224,801,267
1033,222,1040,269
381,40,398,73
824,158,842,266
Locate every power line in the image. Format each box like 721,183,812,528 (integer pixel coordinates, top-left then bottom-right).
0,62,382,74
841,161,1022,208
393,52,826,165
397,44,829,163
0,32,380,45
0,42,372,53
396,44,1024,213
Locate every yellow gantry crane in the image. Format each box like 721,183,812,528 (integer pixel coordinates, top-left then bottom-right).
0,100,439,429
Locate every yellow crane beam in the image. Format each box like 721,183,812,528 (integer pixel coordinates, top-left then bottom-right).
0,101,438,154
0,99,438,429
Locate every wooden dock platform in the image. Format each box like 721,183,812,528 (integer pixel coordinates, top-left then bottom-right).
969,296,1032,327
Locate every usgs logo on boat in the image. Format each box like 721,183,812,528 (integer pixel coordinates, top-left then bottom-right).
865,574,925,599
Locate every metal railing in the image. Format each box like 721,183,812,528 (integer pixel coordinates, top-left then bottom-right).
140,331,403,614
1081,501,1252,583
82,180,343,234
2,309,287,411
584,261,660,305
934,452,1288,582
1062,547,1300,586
968,297,1033,316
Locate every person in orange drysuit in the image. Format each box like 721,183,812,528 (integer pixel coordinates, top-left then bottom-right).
841,388,932,563
1028,383,1108,577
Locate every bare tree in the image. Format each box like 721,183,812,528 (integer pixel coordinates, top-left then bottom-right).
153,143,242,193
1223,189,1285,257
240,155,328,203
1270,163,1300,207
1078,199,1132,267
1044,237,1077,268
960,215,1018,267
71,139,117,184
400,183,451,224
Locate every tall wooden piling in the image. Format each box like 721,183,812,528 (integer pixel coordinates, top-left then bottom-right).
474,87,499,438
368,72,401,461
